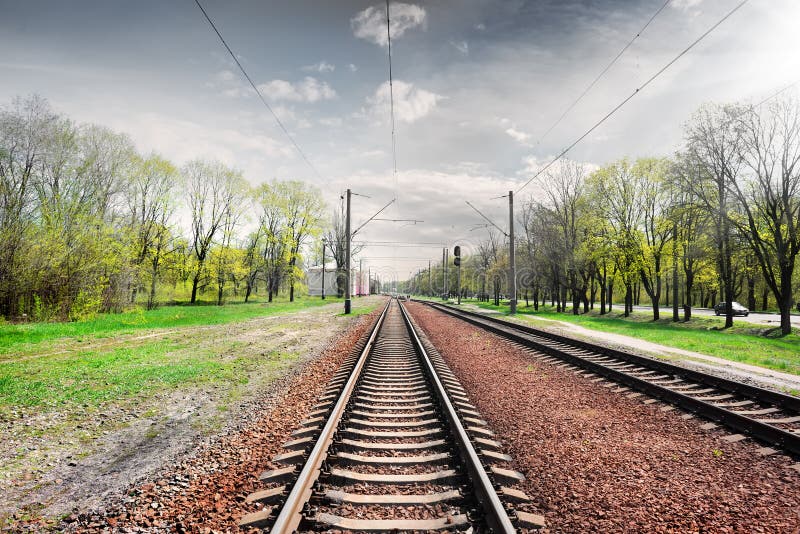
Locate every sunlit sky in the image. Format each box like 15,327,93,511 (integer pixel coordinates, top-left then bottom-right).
2,0,799,280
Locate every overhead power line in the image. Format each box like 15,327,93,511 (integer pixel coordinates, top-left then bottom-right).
193,0,323,181
386,0,399,206
516,0,750,195
534,0,672,147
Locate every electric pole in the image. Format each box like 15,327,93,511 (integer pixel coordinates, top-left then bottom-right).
441,248,446,300
428,260,431,296
359,258,363,297
509,190,517,315
673,219,679,322
445,248,449,299
368,267,371,295
345,189,352,314
321,240,326,300
454,246,461,305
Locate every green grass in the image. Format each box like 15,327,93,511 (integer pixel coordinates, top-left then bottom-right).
0,296,344,356
463,300,800,376
0,338,293,410
0,295,382,411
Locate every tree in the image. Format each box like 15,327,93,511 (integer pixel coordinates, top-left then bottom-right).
255,181,288,302
127,153,178,308
324,198,363,298
684,103,745,328
729,97,800,335
539,159,589,314
0,95,58,317
634,158,672,320
277,181,325,302
587,159,644,317
184,160,246,304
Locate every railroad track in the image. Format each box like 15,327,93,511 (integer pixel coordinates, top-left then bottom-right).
240,299,543,532
423,301,800,458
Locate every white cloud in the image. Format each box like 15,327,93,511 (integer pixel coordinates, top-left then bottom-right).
450,40,469,55
351,3,426,47
348,63,359,72
319,117,343,127
474,23,486,31
671,0,703,11
257,76,337,103
302,61,335,73
216,70,235,82
505,127,530,144
365,80,443,123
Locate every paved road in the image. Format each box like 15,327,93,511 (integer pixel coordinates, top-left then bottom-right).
631,305,800,328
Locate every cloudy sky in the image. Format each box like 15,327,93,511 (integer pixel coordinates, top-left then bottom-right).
2,0,799,280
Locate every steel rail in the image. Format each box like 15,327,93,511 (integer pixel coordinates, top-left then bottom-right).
398,300,517,533
269,300,391,533
425,301,800,457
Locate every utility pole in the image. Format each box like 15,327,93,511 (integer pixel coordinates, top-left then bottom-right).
508,191,517,314
368,267,371,295
454,246,462,305
445,248,449,299
321,240,326,300
673,219,679,322
359,258,363,296
428,260,431,296
345,189,352,314
441,248,446,300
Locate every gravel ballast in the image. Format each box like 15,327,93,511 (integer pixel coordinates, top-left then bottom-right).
407,302,800,533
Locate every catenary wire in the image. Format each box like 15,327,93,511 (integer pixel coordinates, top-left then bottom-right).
386,0,400,211
533,0,672,147
516,0,750,195
193,0,324,182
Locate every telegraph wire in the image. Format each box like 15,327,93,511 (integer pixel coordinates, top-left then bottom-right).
533,0,672,147
386,0,399,206
516,0,750,195
193,0,324,182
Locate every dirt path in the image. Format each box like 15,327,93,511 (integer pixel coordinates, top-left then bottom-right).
1,297,385,528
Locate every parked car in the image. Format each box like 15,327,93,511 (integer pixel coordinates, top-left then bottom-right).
714,301,749,317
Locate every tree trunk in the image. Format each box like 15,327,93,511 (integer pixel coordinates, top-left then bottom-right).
191,274,200,304
599,280,606,315
779,265,794,336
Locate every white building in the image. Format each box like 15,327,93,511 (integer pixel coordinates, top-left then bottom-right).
306,265,368,297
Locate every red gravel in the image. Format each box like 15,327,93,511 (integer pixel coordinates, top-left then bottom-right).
39,307,384,533
406,302,800,533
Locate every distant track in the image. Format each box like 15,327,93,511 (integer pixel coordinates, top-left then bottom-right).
240,299,542,532
423,301,800,457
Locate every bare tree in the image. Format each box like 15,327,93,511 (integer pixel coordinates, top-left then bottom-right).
684,103,745,328
0,95,58,316
730,97,800,335
540,159,588,314
324,198,363,297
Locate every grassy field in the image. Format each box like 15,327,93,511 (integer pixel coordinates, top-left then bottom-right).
0,296,356,411
457,299,800,376
0,296,345,357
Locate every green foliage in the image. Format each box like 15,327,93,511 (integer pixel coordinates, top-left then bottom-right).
0,95,329,322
